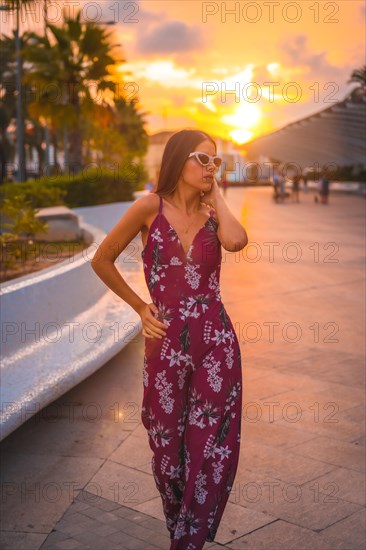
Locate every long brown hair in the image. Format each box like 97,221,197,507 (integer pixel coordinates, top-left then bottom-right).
156,129,217,196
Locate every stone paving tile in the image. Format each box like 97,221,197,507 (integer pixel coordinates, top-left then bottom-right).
224,519,336,549
340,404,366,425
0,451,104,533
39,489,227,550
255,350,323,371
76,506,102,520
307,384,365,410
242,420,317,449
106,529,167,549
320,508,366,550
243,376,294,400
353,435,366,446
237,439,336,485
134,533,171,550
109,434,152,470
102,529,137,546
0,404,131,460
211,501,276,544
204,545,230,549
135,515,170,534
54,539,85,549
246,387,362,423
89,522,121,537
301,465,366,506
93,510,124,524
86,460,158,506
56,522,87,538
113,506,153,521
276,410,365,444
277,352,365,389
63,511,96,526
247,367,363,398
241,365,277,382
0,531,48,550
289,436,366,472
67,500,92,513
40,489,172,550
117,521,165,543
75,493,122,512
138,545,164,550
133,496,166,522
240,490,362,532
70,530,111,548
229,467,362,531
135,460,156,476
38,530,73,547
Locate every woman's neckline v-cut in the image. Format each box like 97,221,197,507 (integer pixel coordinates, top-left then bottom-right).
160,196,212,257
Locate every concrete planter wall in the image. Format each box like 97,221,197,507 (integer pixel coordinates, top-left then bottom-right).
0,201,150,441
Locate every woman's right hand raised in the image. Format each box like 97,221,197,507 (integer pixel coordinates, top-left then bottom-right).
139,302,167,339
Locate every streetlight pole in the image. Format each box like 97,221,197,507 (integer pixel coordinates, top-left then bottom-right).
43,0,51,168
15,2,25,182
0,2,26,182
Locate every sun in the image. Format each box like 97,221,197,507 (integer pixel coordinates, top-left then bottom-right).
221,103,261,144
230,129,254,143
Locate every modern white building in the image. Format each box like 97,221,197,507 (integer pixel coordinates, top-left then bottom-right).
243,91,366,172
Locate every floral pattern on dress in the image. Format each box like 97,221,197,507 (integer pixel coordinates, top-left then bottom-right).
141,195,242,548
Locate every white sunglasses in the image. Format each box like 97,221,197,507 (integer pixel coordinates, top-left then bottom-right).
188,151,222,169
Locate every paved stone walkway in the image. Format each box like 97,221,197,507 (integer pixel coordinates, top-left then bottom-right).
0,187,365,549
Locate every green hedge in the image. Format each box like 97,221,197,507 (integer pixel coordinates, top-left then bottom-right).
0,164,148,208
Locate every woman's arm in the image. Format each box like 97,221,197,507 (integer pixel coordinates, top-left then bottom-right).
90,194,153,315
91,193,168,339
203,178,248,252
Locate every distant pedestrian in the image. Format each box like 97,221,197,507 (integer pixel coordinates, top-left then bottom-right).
314,174,330,204
278,172,287,203
272,168,281,203
221,177,229,196
145,180,154,192
319,174,330,204
302,174,308,193
291,174,300,203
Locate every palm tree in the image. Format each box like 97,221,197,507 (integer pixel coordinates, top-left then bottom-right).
348,65,366,88
114,98,149,157
82,99,129,165
1,0,50,181
0,0,34,181
0,33,16,183
0,32,46,181
24,9,117,172
80,96,149,167
348,65,366,101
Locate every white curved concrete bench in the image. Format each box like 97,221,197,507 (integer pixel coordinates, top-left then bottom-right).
304,180,366,195
0,200,150,441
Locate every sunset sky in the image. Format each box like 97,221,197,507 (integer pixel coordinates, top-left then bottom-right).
112,0,365,143
5,0,366,145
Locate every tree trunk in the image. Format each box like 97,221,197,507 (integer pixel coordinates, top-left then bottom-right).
67,83,83,174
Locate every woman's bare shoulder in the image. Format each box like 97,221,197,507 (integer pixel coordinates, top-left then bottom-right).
135,192,160,226
134,192,160,212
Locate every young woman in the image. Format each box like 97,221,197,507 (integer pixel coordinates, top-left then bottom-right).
91,129,248,548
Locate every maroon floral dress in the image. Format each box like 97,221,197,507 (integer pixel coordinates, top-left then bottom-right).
141,193,243,549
